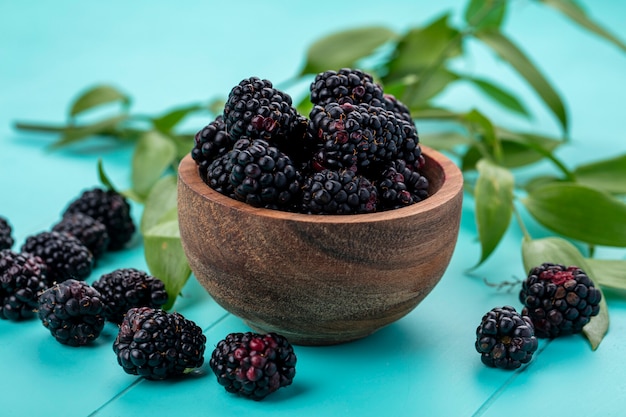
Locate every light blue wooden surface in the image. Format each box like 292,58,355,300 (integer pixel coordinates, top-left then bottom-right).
1,1,625,416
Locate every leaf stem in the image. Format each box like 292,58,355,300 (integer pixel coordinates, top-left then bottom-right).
513,203,532,241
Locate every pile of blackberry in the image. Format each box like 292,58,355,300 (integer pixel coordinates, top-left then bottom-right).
191,69,430,214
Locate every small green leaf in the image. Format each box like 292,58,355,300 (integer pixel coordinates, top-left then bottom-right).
140,174,178,235
523,183,626,247
540,0,626,53
301,26,396,75
69,85,130,118
473,159,514,266
144,220,191,310
152,103,205,134
131,130,177,198
170,133,195,160
464,0,507,31
585,258,626,291
462,76,530,117
409,106,461,120
495,129,563,168
398,69,459,108
475,29,569,135
521,237,609,350
463,109,501,161
50,114,128,148
420,131,472,152
574,153,626,194
97,158,118,193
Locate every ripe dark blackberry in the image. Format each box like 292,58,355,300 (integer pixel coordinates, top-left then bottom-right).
21,231,93,286
92,268,169,324
63,187,135,251
308,102,406,171
301,169,378,215
229,138,302,210
191,116,233,181
223,77,299,142
113,307,206,380
520,263,602,338
0,250,48,321
383,93,413,124
475,306,538,370
37,279,105,346
0,216,14,250
210,332,297,400
52,213,110,261
376,159,429,210
310,68,384,106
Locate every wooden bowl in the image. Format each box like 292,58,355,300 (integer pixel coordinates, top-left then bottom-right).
177,146,463,345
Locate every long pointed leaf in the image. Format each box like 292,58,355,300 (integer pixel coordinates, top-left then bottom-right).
464,0,508,31
50,114,128,148
69,85,130,118
131,130,177,198
574,153,626,195
463,76,530,117
585,259,626,291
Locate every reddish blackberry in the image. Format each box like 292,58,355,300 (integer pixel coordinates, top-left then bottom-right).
191,116,233,181
21,231,93,286
376,159,429,210
310,68,384,106
210,332,297,400
475,306,538,370
223,77,299,142
37,279,105,346
0,216,14,250
92,268,169,324
301,169,378,215
520,263,602,338
0,250,48,321
52,213,110,261
113,307,206,380
63,187,135,251
229,138,302,210
308,102,406,171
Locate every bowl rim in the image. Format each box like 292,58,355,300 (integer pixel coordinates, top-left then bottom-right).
178,145,463,224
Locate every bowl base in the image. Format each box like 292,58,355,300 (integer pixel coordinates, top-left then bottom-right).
243,320,377,346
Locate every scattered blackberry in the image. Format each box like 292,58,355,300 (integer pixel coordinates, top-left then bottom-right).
92,268,169,324
223,77,299,142
21,231,93,286
113,307,206,380
63,187,135,251
0,250,48,321
210,332,297,400
0,216,14,250
376,159,429,210
52,213,110,261
310,68,384,106
520,263,602,338
308,102,406,170
475,306,538,370
229,138,302,210
301,169,378,214
37,279,105,346
191,116,233,181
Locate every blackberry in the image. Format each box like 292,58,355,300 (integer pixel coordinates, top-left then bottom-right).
376,159,429,210
301,169,378,215
475,306,538,370
210,332,297,400
383,93,413,124
310,68,384,106
21,231,93,286
0,250,48,321
191,116,233,181
92,268,169,324
0,216,14,250
229,138,302,210
37,279,105,346
63,187,135,251
52,213,110,260
113,307,206,380
223,77,299,142
520,263,602,338
308,102,406,171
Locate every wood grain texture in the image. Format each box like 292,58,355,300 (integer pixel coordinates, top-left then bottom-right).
178,146,463,345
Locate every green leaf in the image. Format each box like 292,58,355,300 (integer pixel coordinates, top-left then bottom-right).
495,129,563,168
97,158,118,193
420,131,472,152
475,29,569,135
574,153,626,194
140,174,178,235
396,69,459,108
69,85,130,118
540,0,626,53
131,130,177,198
585,258,626,291
521,237,608,350
170,133,195,160
144,220,191,310
152,103,205,134
473,159,514,266
300,26,396,75
50,114,128,148
462,76,530,117
523,182,626,247
463,109,501,161
464,0,507,31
